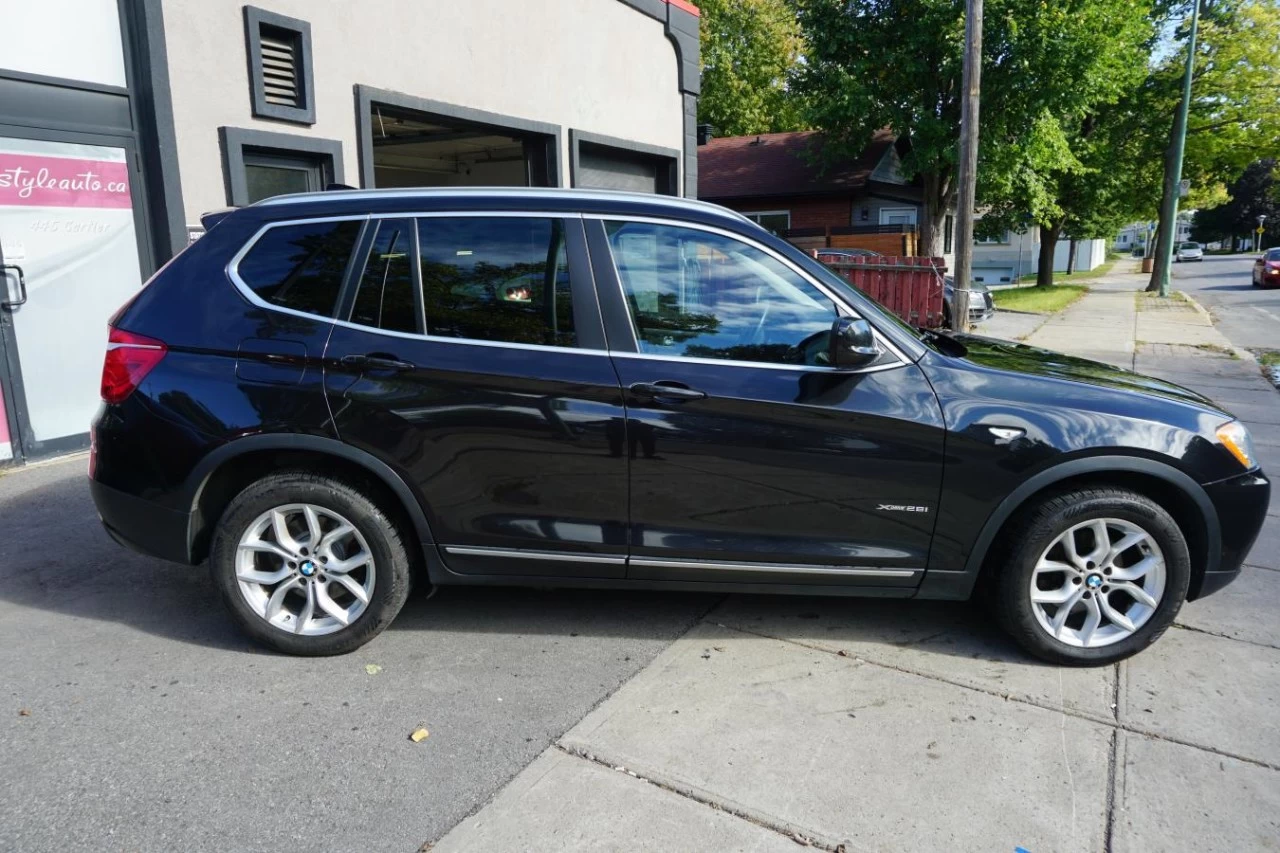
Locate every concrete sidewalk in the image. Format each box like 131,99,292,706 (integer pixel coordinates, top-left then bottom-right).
427,264,1280,853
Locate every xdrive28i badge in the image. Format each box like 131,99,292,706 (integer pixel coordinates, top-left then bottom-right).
877,504,930,513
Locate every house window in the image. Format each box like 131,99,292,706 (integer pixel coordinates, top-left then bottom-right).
944,215,954,254
743,210,791,236
244,6,315,125
976,232,1009,245
219,127,344,206
879,207,918,226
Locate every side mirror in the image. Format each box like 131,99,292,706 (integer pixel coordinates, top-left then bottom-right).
829,316,880,368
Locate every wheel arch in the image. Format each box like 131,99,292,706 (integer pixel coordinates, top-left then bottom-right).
183,435,435,565
922,456,1221,601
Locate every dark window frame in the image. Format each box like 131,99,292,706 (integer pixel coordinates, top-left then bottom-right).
569,129,680,196
219,126,344,206
244,6,315,125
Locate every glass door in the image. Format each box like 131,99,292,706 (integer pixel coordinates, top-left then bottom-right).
0,135,146,458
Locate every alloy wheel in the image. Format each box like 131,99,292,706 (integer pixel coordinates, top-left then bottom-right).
1029,517,1166,648
235,503,375,636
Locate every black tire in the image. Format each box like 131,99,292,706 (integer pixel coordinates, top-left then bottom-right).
210,471,413,655
990,487,1191,666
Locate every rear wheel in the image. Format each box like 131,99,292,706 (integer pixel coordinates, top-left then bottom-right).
210,472,413,655
991,488,1191,665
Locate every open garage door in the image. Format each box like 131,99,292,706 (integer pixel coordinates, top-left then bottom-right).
365,102,557,189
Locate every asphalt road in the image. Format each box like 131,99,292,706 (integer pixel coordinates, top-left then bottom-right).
1171,252,1280,352
0,458,719,852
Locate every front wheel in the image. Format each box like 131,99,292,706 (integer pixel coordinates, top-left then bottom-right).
990,488,1191,666
209,472,413,655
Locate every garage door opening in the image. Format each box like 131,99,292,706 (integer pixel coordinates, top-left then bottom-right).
366,103,557,189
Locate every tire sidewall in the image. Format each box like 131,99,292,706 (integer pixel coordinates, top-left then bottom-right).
1002,492,1191,665
210,475,411,656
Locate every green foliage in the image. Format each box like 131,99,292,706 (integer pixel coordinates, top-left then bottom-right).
1191,159,1280,244
697,0,807,136
793,0,1157,256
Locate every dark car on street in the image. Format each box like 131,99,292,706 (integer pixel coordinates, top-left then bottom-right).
1253,248,1280,288
91,188,1270,665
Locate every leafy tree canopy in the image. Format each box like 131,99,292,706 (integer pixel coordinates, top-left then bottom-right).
697,0,807,137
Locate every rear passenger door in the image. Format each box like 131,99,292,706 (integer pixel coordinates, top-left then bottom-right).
323,213,630,579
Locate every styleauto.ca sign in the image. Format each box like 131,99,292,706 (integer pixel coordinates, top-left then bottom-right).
0,153,131,209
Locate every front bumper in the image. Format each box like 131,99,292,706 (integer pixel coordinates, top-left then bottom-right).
1193,470,1271,599
90,479,194,565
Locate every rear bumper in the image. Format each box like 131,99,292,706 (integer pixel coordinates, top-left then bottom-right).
90,479,194,565
1193,470,1270,599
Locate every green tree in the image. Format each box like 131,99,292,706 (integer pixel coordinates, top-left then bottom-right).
1191,159,1280,247
794,0,1159,262
697,0,806,137
1146,0,1280,289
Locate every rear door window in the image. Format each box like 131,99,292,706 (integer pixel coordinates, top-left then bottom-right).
349,218,421,334
417,216,576,348
237,219,362,317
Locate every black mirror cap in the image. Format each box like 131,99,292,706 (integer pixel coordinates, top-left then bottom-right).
830,317,880,368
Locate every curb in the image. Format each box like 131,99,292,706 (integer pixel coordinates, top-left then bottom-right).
1177,290,1258,364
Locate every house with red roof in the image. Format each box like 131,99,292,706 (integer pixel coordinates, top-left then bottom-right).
697,129,955,266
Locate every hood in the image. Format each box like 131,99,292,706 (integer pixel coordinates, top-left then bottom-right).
951,334,1228,413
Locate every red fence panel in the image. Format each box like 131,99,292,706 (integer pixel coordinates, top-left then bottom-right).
812,253,946,328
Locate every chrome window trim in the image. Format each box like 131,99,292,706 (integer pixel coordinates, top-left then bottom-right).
629,556,919,578
589,214,911,370
444,546,627,566
226,212,610,355
225,210,909,370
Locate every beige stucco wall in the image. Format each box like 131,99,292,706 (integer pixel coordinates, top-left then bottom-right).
162,0,684,222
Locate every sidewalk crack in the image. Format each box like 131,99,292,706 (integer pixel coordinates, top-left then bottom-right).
555,743,847,851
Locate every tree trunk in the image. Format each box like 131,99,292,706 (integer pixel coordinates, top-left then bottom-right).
1147,119,1182,291
1067,237,1078,274
918,170,953,259
1037,221,1063,287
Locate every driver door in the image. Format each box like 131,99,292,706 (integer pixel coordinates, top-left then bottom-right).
587,218,946,587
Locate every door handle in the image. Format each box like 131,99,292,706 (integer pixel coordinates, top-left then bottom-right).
1,264,26,308
628,381,707,403
341,353,415,372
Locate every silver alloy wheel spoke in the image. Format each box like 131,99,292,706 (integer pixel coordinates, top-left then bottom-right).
329,572,370,604
234,503,376,637
1029,517,1166,649
325,550,372,575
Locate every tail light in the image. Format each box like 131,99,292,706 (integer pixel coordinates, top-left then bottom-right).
101,327,167,404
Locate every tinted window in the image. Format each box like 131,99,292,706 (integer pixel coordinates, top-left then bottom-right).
605,221,837,366
1268,249,1280,260
418,217,575,347
238,219,360,316
351,219,420,333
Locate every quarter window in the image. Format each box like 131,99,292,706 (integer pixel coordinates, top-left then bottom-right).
604,221,838,366
417,217,576,347
237,219,361,316
351,218,420,333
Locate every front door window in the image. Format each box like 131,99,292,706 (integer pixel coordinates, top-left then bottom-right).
604,221,837,367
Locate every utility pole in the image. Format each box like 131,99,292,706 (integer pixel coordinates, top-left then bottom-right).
1260,214,1269,252
1153,0,1201,298
950,0,983,332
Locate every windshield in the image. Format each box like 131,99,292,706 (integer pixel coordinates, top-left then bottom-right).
1181,242,1201,249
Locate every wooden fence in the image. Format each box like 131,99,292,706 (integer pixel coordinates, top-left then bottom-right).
815,254,946,329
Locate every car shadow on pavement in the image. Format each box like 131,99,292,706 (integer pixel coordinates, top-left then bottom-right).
0,462,1034,666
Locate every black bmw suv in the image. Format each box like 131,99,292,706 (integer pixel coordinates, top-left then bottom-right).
91,188,1270,665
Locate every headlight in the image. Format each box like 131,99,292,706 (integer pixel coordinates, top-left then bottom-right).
1216,420,1258,470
